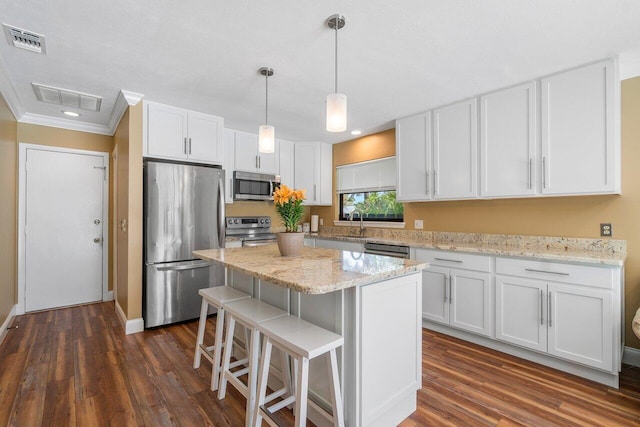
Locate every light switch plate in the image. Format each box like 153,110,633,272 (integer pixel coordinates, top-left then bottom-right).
414,219,424,229
600,223,612,237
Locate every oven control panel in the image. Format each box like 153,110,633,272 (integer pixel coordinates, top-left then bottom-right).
226,216,271,230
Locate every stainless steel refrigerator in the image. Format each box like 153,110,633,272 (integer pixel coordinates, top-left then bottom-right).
143,160,225,328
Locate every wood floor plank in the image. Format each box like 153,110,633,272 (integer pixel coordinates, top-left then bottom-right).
2,302,640,426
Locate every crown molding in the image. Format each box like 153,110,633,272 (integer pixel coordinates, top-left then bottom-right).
0,53,24,120
107,89,144,134
19,112,113,135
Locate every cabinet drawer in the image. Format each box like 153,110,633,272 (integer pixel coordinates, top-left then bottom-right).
495,257,614,289
415,249,491,272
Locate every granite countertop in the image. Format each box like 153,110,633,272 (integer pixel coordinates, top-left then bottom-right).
194,245,427,294
312,229,626,266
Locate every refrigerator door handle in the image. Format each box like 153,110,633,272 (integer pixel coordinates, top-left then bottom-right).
156,262,213,272
218,175,226,248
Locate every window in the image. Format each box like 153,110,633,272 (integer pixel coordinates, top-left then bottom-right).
339,190,403,222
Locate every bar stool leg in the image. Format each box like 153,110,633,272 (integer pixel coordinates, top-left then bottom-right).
252,337,273,427
211,306,226,391
294,356,309,427
218,312,236,400
279,349,293,403
327,349,345,427
193,297,209,369
245,326,261,426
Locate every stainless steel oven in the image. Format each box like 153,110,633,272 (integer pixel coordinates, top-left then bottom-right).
233,171,280,201
226,216,277,246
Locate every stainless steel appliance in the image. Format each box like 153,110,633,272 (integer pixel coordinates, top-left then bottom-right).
143,160,226,328
226,216,277,247
233,171,280,201
364,242,410,259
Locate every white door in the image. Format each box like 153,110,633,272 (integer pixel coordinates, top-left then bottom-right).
395,113,431,201
495,276,547,352
433,99,478,199
234,130,259,172
25,148,105,311
187,111,223,164
449,269,492,337
420,266,449,325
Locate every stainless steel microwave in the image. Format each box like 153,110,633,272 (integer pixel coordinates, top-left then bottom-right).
233,171,281,201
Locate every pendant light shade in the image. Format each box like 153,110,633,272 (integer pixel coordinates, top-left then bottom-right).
326,14,347,133
326,93,347,132
258,67,275,153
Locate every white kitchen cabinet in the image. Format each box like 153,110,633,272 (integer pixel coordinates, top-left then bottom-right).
541,59,619,195
396,113,432,201
433,99,478,199
415,249,492,337
144,101,224,164
480,82,537,197
294,142,332,206
232,130,279,175
223,129,235,204
278,139,294,187
495,257,618,372
314,237,364,253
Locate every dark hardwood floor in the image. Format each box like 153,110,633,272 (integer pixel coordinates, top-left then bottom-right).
1,302,639,426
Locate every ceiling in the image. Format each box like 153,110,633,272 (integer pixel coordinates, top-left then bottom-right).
2,0,640,143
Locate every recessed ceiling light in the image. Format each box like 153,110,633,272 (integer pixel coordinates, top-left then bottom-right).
62,111,80,117
351,130,362,135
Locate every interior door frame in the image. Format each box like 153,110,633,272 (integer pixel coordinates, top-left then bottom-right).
17,143,110,315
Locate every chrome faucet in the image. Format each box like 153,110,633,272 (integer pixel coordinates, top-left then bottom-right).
348,208,366,237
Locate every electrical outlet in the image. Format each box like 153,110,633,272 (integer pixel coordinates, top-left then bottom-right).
414,219,424,229
600,223,612,237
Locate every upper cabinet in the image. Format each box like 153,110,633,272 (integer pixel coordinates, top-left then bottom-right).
223,129,235,204
433,99,478,199
144,101,224,165
480,82,537,197
278,139,295,188
233,130,279,175
541,60,619,195
397,58,620,202
294,142,332,206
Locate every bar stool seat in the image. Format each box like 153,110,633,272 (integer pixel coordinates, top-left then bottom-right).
253,315,345,427
218,298,291,426
193,286,251,392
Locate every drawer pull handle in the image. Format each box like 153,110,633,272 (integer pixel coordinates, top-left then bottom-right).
525,268,569,276
434,258,463,263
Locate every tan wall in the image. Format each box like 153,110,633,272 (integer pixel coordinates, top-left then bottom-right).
0,95,17,327
311,78,640,349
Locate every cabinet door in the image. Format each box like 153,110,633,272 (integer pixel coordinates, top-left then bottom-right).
480,82,537,197
547,282,613,371
187,111,223,164
395,113,431,201
257,142,279,175
294,143,319,205
449,269,492,337
420,266,449,325
495,276,547,352
278,139,294,187
223,129,235,203
147,103,187,159
433,99,478,199
318,143,333,205
541,60,618,195
234,131,259,172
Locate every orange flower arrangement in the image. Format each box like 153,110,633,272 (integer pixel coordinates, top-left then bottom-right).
273,185,306,232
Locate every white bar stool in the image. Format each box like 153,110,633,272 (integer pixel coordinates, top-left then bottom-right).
193,286,251,391
252,315,345,427
218,298,291,426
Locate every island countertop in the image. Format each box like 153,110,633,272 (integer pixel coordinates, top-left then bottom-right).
194,245,427,295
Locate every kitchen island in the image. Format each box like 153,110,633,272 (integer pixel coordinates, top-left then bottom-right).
194,245,427,427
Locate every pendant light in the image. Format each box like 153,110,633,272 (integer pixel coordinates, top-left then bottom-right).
326,14,347,132
258,67,275,153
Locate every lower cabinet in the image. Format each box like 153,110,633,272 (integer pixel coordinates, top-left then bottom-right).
416,250,493,337
314,237,364,252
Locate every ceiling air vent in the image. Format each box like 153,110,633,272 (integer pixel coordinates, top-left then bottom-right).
3,23,46,54
32,83,102,112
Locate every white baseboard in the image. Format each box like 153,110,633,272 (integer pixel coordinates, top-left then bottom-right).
623,346,640,367
0,304,18,346
103,290,114,302
115,300,144,335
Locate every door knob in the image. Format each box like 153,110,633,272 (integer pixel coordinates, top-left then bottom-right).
94,237,102,243
94,219,101,225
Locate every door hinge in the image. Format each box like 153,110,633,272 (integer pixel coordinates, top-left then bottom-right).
94,166,107,181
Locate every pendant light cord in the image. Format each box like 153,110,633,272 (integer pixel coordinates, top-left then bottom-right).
334,23,338,94
265,73,269,125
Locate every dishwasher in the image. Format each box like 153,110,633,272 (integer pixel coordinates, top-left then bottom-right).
364,242,410,259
